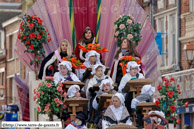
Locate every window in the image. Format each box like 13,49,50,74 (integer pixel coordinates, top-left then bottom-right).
158,0,164,9
169,0,175,5
158,17,166,67
169,14,177,65
190,0,194,12
8,34,14,59
0,31,4,49
8,77,15,104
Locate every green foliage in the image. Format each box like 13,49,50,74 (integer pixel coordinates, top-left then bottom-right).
114,14,142,47
155,78,183,125
18,14,51,65
33,76,67,118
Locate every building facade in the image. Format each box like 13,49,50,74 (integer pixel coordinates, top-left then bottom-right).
137,0,194,128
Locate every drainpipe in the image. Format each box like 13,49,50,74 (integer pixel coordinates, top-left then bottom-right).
177,0,181,70
3,27,7,105
151,0,155,28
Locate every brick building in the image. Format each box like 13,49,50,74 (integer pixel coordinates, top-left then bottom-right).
137,0,194,128
0,0,21,106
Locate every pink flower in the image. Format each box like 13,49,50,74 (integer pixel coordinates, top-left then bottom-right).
57,86,62,92
127,34,133,39
45,76,54,81
127,19,132,24
115,31,119,36
46,103,51,107
58,81,63,87
46,83,51,88
113,25,117,30
38,83,42,87
33,89,36,94
54,98,59,103
59,101,63,105
33,96,36,101
41,91,44,95
119,24,125,30
36,92,40,98
57,104,60,107
37,106,41,112
64,92,67,98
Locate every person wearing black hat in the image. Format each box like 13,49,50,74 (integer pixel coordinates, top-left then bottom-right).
65,111,87,129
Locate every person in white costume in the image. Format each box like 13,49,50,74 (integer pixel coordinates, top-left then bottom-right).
102,93,132,129
131,85,155,128
118,61,144,93
77,50,102,81
67,85,81,98
54,61,80,84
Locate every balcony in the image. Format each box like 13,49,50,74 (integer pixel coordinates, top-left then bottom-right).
162,68,194,99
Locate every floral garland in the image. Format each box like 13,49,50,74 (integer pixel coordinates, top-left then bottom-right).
62,57,87,69
114,14,142,47
79,43,108,53
33,76,67,118
119,56,141,75
155,78,188,126
18,14,51,66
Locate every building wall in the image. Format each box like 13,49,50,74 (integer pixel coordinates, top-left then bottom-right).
4,20,21,105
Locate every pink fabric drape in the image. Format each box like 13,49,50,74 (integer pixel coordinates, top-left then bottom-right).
73,0,97,42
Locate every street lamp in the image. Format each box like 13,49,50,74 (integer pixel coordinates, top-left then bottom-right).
183,43,194,68
0,85,5,99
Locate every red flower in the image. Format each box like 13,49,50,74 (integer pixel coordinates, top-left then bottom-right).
38,57,40,60
170,78,175,82
42,31,44,34
28,20,30,22
155,100,160,106
165,86,169,89
48,37,51,42
173,99,175,102
18,34,21,39
170,105,176,112
162,78,168,82
37,34,41,39
29,23,34,29
22,36,27,40
49,65,53,70
177,85,179,87
176,119,181,124
26,40,30,45
177,89,181,94
38,19,42,25
47,33,50,35
29,44,34,50
165,81,170,87
185,101,189,107
30,33,36,39
157,85,162,91
20,22,24,26
168,92,174,98
172,116,176,119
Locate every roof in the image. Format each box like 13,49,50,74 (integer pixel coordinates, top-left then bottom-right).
0,2,22,29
